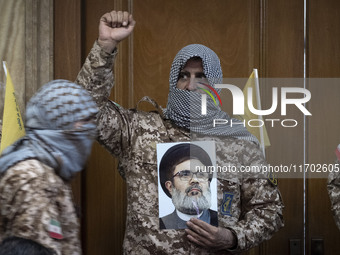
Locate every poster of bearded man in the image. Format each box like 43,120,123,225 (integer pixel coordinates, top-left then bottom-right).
157,141,217,230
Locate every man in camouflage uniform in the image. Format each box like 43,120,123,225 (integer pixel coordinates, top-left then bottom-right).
0,80,98,255
76,10,284,254
327,146,340,230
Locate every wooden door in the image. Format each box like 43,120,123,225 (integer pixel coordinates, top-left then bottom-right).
307,0,340,254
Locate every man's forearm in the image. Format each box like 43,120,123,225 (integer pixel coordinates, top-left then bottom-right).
75,40,117,107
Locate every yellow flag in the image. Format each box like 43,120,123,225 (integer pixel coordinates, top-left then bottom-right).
0,62,26,154
235,70,270,150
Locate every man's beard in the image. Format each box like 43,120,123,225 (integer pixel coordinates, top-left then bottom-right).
171,184,211,215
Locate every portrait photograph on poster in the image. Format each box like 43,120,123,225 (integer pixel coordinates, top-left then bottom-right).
157,141,218,229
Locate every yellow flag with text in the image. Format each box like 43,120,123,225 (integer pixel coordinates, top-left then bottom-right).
235,71,270,147
0,63,26,154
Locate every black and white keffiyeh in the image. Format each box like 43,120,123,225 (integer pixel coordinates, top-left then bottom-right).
164,44,258,143
0,80,98,180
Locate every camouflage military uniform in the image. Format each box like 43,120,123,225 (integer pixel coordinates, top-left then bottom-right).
327,160,340,230
0,159,81,255
76,41,284,254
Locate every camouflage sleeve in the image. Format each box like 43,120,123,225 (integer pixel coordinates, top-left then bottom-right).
327,160,340,230
75,40,116,107
75,41,132,161
229,143,284,252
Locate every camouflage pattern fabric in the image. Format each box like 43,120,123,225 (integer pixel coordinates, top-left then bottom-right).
327,160,340,231
0,159,81,255
76,41,284,254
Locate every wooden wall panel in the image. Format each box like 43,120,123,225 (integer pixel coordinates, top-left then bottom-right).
260,0,305,254
133,0,260,110
307,0,340,254
54,0,84,251
25,0,54,103
264,0,305,78
0,0,26,116
0,0,53,139
307,80,340,255
308,0,340,78
54,0,81,81
54,0,82,200
82,1,129,255
0,0,53,115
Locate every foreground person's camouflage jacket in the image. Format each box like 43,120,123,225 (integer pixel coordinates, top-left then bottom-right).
0,160,81,255
76,41,284,254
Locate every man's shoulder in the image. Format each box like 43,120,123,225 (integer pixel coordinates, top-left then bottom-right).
214,136,260,150
211,136,264,164
0,159,63,192
129,109,181,134
1,159,47,180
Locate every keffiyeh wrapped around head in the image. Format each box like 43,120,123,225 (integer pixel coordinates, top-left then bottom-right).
0,80,98,180
164,44,258,143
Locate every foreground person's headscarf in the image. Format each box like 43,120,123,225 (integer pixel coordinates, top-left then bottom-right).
0,80,98,180
164,44,258,143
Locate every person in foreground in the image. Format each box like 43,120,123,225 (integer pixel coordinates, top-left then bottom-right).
76,10,284,254
0,80,98,255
